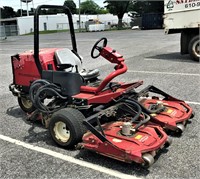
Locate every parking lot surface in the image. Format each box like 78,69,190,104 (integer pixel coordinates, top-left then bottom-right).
0,29,200,179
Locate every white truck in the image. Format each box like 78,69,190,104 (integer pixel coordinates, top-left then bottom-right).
164,0,200,61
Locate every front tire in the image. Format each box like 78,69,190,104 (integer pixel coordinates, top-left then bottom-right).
49,108,86,148
188,35,200,62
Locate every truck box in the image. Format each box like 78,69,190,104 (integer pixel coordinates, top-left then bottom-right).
164,0,200,61
164,0,200,33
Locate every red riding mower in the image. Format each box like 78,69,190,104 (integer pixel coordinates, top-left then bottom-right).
9,5,193,167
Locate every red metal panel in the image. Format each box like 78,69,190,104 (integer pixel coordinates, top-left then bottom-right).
12,48,58,86
141,99,193,130
73,81,143,104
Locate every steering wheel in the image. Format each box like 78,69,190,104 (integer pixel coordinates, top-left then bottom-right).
91,37,107,59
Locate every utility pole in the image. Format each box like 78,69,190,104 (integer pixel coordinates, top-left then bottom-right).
78,0,81,32
26,0,29,16
20,0,23,17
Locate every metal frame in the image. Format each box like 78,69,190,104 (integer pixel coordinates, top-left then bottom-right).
34,5,77,75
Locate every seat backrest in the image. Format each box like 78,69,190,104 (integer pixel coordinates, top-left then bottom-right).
55,48,82,72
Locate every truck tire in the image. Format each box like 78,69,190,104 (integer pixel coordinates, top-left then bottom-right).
49,108,86,148
188,35,200,62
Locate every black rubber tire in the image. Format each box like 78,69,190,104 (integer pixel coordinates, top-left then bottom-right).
188,35,200,62
18,96,35,113
49,108,87,148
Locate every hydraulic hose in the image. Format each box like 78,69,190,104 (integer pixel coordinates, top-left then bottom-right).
133,113,150,131
120,99,151,131
29,79,68,113
127,97,165,114
120,99,142,122
29,79,50,104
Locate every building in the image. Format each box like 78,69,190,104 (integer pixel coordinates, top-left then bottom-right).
0,13,131,36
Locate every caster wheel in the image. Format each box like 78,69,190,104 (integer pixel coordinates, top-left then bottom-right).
142,153,154,167
190,111,195,119
164,137,172,148
176,123,185,134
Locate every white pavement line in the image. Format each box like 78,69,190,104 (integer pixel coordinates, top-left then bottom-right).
186,101,200,105
128,70,200,77
0,134,141,179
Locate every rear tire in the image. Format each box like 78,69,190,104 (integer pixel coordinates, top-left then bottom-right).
188,35,200,62
49,108,86,148
18,96,35,113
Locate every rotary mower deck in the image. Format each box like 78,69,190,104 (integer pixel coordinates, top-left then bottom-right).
9,5,194,167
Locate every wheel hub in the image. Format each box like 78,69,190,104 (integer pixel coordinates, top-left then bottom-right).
54,121,70,142
21,97,33,109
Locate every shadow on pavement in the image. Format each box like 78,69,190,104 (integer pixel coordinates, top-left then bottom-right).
75,149,151,177
146,52,199,63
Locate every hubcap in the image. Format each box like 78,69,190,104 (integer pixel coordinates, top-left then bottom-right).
21,97,33,109
192,40,200,57
54,121,70,142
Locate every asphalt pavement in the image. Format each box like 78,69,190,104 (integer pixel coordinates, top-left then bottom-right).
0,29,199,179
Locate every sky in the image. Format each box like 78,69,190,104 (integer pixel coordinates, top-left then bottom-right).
0,0,105,10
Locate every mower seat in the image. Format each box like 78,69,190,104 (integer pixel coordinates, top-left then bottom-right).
55,48,99,81
79,69,99,81
55,48,82,72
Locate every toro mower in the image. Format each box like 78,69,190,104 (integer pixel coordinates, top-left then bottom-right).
9,5,193,167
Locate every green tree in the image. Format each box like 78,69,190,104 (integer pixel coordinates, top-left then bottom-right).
64,0,77,14
98,7,109,14
39,8,63,15
1,6,16,19
80,0,100,14
104,1,130,29
128,1,164,14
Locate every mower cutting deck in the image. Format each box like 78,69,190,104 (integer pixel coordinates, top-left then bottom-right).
135,85,194,134
9,5,194,167
80,100,171,167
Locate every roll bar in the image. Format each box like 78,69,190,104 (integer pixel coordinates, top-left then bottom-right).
34,5,77,75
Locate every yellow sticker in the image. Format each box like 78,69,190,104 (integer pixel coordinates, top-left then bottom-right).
135,135,143,140
167,109,173,114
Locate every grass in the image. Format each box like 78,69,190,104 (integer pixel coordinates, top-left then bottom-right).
23,27,131,36
24,29,68,35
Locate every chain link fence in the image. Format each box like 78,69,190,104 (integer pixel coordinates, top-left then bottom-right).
0,26,7,39
0,25,18,38
56,18,131,32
